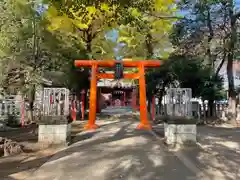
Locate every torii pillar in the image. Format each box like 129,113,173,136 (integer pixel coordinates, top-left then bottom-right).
74,60,161,130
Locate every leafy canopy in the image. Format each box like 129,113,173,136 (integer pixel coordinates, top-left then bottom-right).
44,0,179,59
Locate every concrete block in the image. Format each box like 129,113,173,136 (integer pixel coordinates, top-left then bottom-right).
38,124,71,145
164,123,196,145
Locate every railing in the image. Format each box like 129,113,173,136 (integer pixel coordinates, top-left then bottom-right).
153,103,228,121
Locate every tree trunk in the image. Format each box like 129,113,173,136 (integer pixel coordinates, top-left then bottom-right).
145,33,154,58
227,54,236,119
215,4,227,76
147,93,152,113
28,85,35,123
206,5,214,68
158,89,165,114
227,2,237,120
145,32,154,116
84,30,93,112
208,99,214,117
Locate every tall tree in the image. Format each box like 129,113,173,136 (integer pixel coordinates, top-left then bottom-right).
44,1,123,59
0,0,74,121
226,0,240,118
171,0,240,120
118,0,178,58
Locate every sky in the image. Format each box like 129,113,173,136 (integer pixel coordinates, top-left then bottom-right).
237,0,240,7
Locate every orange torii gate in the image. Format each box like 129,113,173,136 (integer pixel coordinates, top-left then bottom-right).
74,60,161,130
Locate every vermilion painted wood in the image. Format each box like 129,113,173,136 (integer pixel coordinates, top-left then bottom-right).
74,60,161,130
136,63,151,130
97,73,139,79
81,89,85,120
71,100,76,121
74,60,161,67
84,64,99,130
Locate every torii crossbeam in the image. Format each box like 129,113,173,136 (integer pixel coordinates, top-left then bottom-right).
74,60,161,130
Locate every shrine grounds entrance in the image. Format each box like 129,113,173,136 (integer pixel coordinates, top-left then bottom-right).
74,60,161,130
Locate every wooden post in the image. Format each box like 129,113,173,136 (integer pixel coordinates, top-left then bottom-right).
123,91,126,106
21,100,25,127
85,64,99,130
81,89,85,120
137,63,152,130
151,95,155,121
111,91,113,106
132,88,137,110
71,99,77,121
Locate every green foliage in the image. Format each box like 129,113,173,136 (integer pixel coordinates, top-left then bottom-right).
170,0,229,61
44,0,179,59
44,0,122,57
173,55,224,100
0,0,38,92
200,75,225,101
118,0,178,58
167,0,234,104
146,54,224,100
0,0,87,93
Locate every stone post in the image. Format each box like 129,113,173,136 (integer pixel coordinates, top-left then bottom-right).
38,115,72,145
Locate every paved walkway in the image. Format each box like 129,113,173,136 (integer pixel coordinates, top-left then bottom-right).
28,113,197,180
27,107,240,180
152,124,240,180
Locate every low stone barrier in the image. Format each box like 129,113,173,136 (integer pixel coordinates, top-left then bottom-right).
38,116,72,145
163,116,197,146
164,123,196,145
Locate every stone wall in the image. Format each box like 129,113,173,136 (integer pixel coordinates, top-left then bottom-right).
38,124,71,145
164,123,197,145
38,116,71,145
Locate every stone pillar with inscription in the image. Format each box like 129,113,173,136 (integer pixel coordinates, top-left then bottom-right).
164,88,197,146
38,88,71,146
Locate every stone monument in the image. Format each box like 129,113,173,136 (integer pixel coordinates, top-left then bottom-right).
38,88,71,145
164,88,197,146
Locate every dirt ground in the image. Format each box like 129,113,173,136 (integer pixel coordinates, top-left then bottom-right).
0,120,239,180
153,122,240,180
0,122,84,180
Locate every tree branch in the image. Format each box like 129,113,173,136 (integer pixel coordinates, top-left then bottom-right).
234,11,240,19
215,51,226,76
92,29,102,40
144,12,183,20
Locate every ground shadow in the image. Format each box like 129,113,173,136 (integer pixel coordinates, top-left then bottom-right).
0,124,38,143
24,117,197,180
151,122,240,179
176,125,239,180
0,153,54,180
70,130,99,145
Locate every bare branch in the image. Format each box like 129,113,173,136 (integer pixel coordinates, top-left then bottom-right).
234,11,240,19
216,51,226,76
144,12,183,20
92,29,102,40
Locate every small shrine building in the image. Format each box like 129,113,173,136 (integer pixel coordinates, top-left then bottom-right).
97,71,137,111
